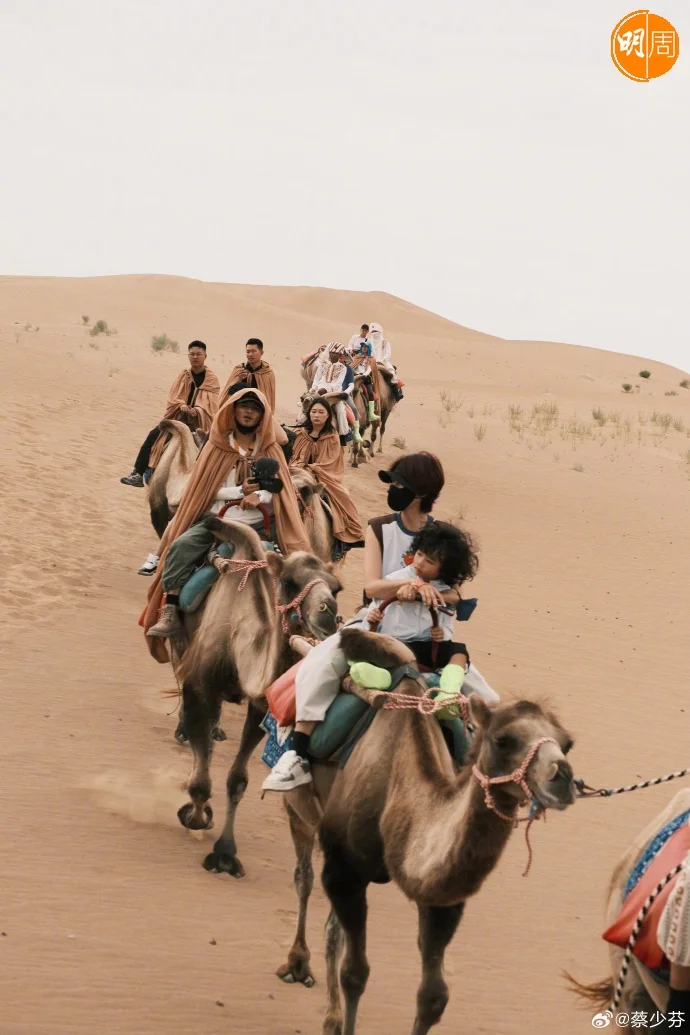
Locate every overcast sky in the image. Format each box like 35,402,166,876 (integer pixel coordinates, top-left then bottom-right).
1,1,688,369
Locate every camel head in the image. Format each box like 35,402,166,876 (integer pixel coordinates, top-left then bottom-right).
468,696,576,812
290,467,325,509
265,550,342,641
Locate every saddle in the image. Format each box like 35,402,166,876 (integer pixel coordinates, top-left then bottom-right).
602,810,690,970
262,657,471,770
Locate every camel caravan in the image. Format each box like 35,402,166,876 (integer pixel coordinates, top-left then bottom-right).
121,329,689,1034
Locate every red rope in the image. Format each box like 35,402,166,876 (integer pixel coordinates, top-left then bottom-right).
275,578,328,634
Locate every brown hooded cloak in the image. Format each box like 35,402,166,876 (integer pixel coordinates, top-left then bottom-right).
148,367,220,469
290,428,365,544
141,387,310,662
221,362,276,414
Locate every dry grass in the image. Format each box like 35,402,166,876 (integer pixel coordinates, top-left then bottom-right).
474,423,487,441
572,463,584,473
622,383,633,393
438,390,462,421
151,333,179,354
392,436,406,450
680,379,690,389
90,319,117,338
652,411,674,434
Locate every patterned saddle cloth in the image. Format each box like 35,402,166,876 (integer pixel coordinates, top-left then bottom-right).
602,808,690,970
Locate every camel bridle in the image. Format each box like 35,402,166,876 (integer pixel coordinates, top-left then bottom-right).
216,557,330,638
472,736,559,825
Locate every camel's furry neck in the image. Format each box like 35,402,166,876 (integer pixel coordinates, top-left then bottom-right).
383,711,519,907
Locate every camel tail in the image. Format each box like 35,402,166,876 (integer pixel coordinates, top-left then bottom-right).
562,970,613,1011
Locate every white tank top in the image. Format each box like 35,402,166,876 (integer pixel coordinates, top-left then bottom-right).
364,513,434,604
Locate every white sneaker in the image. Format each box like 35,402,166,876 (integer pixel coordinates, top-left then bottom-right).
464,663,500,704
262,750,312,792
138,553,159,576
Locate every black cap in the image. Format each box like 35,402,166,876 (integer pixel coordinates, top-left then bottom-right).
378,468,414,491
232,387,264,408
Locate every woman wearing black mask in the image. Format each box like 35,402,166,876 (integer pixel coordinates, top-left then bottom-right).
362,452,450,607
363,452,497,702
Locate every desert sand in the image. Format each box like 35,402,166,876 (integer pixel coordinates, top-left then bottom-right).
1,274,688,1034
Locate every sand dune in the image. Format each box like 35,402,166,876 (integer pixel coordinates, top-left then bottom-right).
1,274,688,1034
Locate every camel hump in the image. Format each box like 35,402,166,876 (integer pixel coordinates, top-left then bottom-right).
339,626,415,668
201,514,266,559
159,418,193,436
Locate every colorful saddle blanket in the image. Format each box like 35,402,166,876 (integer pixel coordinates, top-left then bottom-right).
602,809,690,970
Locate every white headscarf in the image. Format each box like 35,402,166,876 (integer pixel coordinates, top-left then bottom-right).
369,323,384,350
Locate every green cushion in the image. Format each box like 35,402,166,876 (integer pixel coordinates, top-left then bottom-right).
309,676,470,766
309,693,370,759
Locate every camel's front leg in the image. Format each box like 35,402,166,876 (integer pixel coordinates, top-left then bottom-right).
322,848,370,1035
202,701,266,877
410,903,464,1035
276,802,316,987
176,682,220,831
376,419,386,454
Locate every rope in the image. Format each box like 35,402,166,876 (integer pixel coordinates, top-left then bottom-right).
219,558,269,591
610,862,684,1013
471,736,558,878
576,766,690,800
382,688,472,722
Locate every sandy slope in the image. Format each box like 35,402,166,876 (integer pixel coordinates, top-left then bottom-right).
0,274,689,1034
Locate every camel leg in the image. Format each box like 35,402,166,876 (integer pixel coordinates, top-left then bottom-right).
377,414,387,454
410,903,464,1035
176,683,220,831
322,848,370,1035
174,693,226,744
323,909,345,1035
276,802,317,987
202,702,266,877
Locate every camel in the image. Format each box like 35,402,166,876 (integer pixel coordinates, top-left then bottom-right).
567,788,690,1031
274,627,576,1034
173,517,342,879
146,419,207,538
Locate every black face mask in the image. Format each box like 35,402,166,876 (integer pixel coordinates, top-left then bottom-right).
387,484,416,512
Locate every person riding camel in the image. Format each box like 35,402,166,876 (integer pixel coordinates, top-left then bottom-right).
369,322,403,402
221,338,276,414
262,521,479,792
290,397,365,559
309,342,357,445
141,388,310,657
121,340,220,487
352,336,381,424
346,323,371,355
